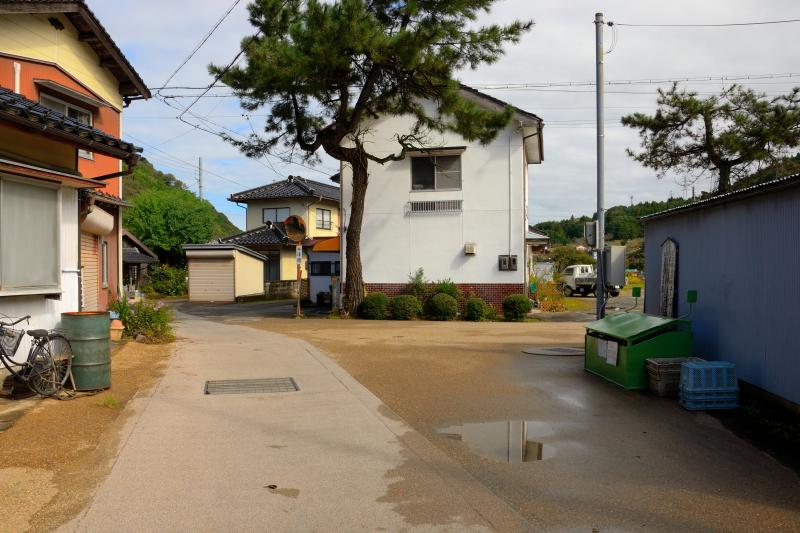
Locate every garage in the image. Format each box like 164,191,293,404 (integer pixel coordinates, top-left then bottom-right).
183,244,266,303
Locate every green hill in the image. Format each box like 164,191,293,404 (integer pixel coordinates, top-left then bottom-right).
534,157,800,245
124,158,239,238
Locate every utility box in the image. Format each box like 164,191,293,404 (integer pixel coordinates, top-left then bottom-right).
498,255,518,271
585,312,693,389
584,221,598,248
603,245,626,287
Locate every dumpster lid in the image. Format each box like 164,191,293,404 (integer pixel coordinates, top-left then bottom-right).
585,312,685,340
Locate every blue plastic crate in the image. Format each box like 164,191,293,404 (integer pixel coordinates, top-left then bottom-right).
680,395,739,411
680,360,737,392
680,389,739,401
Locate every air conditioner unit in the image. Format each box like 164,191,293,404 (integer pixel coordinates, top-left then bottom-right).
464,243,477,255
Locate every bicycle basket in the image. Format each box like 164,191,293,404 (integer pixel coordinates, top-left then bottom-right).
1,328,24,355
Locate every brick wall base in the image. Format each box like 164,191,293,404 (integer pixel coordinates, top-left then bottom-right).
364,283,526,310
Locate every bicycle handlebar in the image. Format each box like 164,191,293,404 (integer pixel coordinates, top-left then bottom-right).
0,315,31,327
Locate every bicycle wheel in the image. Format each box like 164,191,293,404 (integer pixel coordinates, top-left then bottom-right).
28,335,72,397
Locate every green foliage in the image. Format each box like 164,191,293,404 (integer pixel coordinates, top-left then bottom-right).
125,158,239,239
502,294,532,321
622,84,800,194
426,293,458,321
124,188,220,265
550,245,595,272
113,301,174,343
463,297,489,321
433,279,461,300
143,265,187,296
390,295,423,320
360,292,389,320
407,268,429,300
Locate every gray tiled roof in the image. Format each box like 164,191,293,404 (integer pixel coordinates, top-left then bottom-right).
229,176,341,203
0,88,141,158
218,223,290,246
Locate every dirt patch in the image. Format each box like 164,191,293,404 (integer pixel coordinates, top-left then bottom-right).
245,318,585,431
0,341,172,533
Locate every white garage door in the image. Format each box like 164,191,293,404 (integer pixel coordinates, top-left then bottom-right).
188,258,234,302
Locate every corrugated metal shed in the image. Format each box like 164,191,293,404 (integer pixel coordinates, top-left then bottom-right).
643,174,800,406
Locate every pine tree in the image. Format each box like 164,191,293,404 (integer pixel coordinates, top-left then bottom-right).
622,84,800,194
212,0,532,312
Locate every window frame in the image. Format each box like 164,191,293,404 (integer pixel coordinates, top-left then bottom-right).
410,154,462,192
316,208,332,230
309,261,333,276
262,206,291,224
0,174,62,296
39,93,95,160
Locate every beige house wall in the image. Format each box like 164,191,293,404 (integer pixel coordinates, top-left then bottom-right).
233,250,265,297
244,198,339,239
279,247,309,282
0,13,124,109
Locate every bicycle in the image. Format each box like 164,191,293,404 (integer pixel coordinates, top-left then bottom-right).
0,315,73,397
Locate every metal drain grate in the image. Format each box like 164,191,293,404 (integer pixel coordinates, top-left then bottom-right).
204,378,299,395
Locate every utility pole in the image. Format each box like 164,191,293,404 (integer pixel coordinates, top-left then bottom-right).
198,157,204,200
595,12,606,320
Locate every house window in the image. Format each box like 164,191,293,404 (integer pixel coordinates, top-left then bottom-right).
263,207,290,224
309,262,332,276
39,93,94,160
316,208,331,229
101,240,109,288
333,261,340,276
0,176,60,294
411,155,462,191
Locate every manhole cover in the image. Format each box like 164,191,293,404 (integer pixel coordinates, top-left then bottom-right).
521,347,584,356
204,378,299,395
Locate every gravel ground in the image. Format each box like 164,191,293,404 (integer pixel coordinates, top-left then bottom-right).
245,317,800,532
0,341,172,533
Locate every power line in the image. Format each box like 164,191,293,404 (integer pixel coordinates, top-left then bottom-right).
126,133,249,188
612,18,800,28
158,0,244,93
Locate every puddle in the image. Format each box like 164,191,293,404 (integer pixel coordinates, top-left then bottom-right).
438,420,556,463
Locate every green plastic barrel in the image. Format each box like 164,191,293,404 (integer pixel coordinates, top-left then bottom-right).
61,312,111,391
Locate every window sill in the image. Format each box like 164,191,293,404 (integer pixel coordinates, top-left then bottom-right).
410,188,462,193
0,288,62,298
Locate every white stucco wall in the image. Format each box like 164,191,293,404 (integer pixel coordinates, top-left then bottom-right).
0,187,80,363
340,111,530,286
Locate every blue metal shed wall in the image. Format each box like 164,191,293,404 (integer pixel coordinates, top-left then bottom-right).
644,186,800,405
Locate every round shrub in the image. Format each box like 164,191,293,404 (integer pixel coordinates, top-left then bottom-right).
390,295,423,320
433,279,461,300
360,292,389,319
427,293,458,321
463,297,489,321
503,294,532,321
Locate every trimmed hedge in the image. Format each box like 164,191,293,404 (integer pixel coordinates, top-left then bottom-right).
503,294,532,321
427,293,458,321
390,295,423,320
433,279,461,300
463,297,489,321
360,292,389,319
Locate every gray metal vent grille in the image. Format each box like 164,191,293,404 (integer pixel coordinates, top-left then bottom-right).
407,200,462,215
204,378,299,395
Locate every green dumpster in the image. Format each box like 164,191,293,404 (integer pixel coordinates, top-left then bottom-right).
61,311,111,391
584,312,693,389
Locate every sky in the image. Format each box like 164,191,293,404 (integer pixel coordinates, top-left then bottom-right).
89,0,800,229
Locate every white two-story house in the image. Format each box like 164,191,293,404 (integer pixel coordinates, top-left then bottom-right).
338,86,544,308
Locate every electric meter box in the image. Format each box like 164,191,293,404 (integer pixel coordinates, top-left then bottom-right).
585,312,693,389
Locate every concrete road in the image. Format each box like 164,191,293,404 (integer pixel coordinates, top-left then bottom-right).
62,312,529,532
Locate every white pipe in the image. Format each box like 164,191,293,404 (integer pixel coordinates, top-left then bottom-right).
13,62,21,93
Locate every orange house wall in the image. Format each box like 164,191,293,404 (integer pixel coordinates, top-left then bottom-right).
0,57,122,196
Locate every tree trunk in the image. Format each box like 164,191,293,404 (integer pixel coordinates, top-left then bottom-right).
343,152,368,314
717,165,732,194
